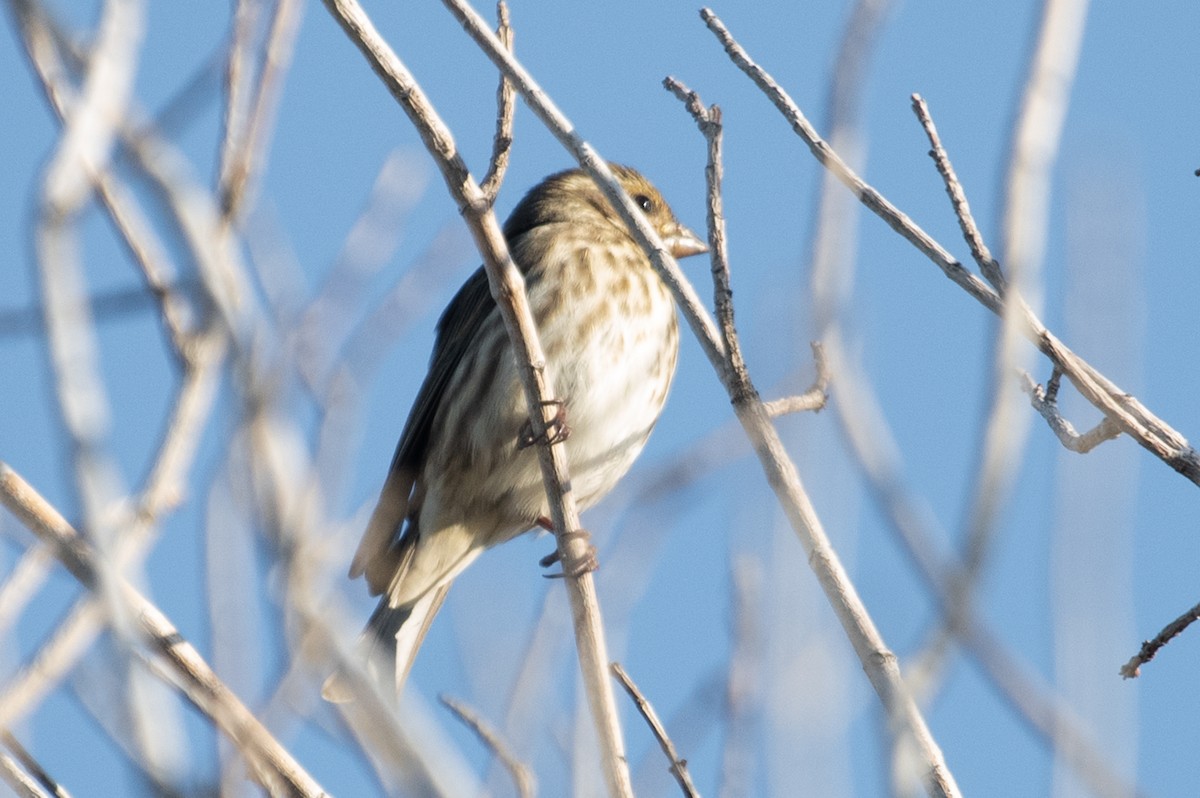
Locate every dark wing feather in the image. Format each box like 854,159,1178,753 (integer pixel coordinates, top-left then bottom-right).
350,266,497,594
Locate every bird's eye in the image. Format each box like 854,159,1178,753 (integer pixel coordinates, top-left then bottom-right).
634,194,655,213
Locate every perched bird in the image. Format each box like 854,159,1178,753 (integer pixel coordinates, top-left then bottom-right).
325,165,706,701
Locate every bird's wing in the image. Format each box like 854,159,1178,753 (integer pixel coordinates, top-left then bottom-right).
350,265,497,595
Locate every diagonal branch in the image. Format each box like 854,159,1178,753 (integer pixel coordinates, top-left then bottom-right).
1120,599,1200,679
610,663,699,798
439,694,535,798
701,7,1200,488
319,1,632,794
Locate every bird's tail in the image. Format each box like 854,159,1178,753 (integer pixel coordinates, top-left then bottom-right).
321,585,451,703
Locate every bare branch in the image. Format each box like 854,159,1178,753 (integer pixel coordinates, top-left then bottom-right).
478,0,515,204
610,663,700,798
439,694,536,798
0,752,51,798
1120,599,1200,679
1,732,71,798
661,78,750,399
319,1,633,793
700,7,1200,488
763,342,830,416
699,9,998,315
830,344,1143,798
911,94,1004,292
1021,368,1122,453
663,22,962,798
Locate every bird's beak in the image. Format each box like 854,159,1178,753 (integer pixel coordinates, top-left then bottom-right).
662,222,709,259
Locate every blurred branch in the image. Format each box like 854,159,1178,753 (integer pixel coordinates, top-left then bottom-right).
292,150,428,397
718,558,764,798
218,0,303,223
0,731,70,798
899,9,1086,766
0,754,51,798
611,663,699,798
22,0,182,776
319,2,634,794
1120,599,1200,679
4,0,230,709
0,280,200,340
702,6,1200,489
12,0,197,359
232,409,463,795
0,596,104,730
830,343,1143,798
0,464,330,798
440,694,536,798
958,0,1088,683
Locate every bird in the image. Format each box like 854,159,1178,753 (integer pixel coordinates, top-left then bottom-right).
324,164,707,701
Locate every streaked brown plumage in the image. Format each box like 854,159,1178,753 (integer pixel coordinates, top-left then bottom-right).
327,165,706,700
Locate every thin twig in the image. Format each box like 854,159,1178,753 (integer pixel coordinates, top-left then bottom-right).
911,94,1005,292
1120,599,1200,679
661,78,751,400
763,342,829,416
610,664,700,798
699,10,998,316
478,0,515,204
1021,369,1122,453
439,694,536,798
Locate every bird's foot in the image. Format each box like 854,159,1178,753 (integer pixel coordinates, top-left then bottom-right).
540,528,598,578
517,400,570,449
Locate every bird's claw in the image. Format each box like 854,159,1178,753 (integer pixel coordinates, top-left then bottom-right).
517,400,570,449
540,529,598,578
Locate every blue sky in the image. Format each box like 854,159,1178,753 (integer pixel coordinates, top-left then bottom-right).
2,1,1199,796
